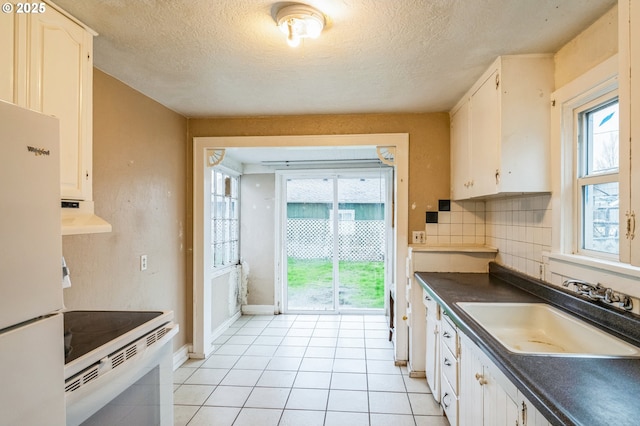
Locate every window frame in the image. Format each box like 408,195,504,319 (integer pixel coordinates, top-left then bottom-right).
574,93,620,260
210,166,240,270
549,55,620,262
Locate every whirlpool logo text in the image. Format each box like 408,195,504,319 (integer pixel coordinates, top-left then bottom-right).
27,145,50,156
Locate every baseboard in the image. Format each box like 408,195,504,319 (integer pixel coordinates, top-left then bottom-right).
241,304,277,315
210,310,242,342
187,310,243,360
173,344,191,370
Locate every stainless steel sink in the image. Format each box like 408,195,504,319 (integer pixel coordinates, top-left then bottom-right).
456,302,640,357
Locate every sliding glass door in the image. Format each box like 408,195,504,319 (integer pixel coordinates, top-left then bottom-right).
284,170,390,313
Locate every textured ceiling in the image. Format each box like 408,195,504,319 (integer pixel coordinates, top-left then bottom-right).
54,0,616,118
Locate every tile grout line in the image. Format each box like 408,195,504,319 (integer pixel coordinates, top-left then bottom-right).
176,314,437,426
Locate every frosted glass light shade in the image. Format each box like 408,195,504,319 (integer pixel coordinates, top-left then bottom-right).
276,4,325,47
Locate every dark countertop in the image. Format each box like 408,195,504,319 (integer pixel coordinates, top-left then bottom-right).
414,267,640,426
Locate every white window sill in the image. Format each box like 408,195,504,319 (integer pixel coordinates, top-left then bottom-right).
546,252,640,301
211,263,241,279
547,252,640,278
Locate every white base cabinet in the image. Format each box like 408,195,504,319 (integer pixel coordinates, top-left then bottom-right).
459,333,550,426
424,290,441,403
440,313,460,425
421,294,552,426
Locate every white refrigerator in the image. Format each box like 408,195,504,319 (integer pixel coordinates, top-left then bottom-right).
0,101,66,425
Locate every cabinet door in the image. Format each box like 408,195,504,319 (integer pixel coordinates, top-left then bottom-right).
469,69,500,197
483,367,519,426
0,13,27,105
459,338,483,426
29,8,92,200
425,310,440,402
450,101,471,200
0,13,16,103
517,392,550,426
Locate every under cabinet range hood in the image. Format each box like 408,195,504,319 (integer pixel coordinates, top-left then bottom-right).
61,200,112,235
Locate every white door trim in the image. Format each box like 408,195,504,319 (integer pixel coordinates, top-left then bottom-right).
277,168,393,314
193,133,410,362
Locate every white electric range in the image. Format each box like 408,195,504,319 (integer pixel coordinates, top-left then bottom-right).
63,310,178,426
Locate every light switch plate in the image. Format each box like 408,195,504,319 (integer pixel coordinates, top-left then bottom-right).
412,231,426,244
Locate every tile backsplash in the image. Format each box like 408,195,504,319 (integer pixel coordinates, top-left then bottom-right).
424,194,552,280
486,194,552,279
424,200,485,245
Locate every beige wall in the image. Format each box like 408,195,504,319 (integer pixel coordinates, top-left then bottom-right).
554,4,618,88
62,69,189,351
188,113,450,241
240,173,276,306
188,115,449,312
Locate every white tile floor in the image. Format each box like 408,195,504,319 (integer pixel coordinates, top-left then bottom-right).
174,314,449,426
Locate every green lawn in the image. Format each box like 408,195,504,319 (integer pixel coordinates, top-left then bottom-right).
287,258,385,309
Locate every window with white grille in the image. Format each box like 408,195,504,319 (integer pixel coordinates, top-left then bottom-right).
211,168,239,268
576,95,619,257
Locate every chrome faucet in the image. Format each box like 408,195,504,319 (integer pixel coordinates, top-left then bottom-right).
562,279,592,288
563,279,633,311
562,279,602,298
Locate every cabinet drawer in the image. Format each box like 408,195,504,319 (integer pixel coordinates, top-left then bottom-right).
441,373,459,426
441,344,459,394
422,289,439,317
441,314,458,356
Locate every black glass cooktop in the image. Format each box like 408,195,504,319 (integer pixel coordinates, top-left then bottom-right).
64,310,163,364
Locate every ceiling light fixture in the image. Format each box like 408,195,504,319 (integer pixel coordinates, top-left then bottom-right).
276,4,325,47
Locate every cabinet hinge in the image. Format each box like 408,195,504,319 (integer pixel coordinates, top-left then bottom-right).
495,73,500,89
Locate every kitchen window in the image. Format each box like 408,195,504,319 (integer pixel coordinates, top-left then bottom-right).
576,96,619,257
547,54,640,279
211,168,239,268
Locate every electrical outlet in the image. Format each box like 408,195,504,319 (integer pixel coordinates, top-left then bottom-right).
412,231,426,244
140,255,148,271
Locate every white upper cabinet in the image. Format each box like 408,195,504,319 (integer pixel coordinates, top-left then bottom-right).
0,14,18,103
450,55,554,200
1,2,95,201
450,101,470,200
29,5,94,201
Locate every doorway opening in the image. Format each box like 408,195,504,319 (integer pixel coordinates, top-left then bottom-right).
282,169,392,313
192,134,409,359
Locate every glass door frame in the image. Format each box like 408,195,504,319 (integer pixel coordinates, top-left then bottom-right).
278,167,393,314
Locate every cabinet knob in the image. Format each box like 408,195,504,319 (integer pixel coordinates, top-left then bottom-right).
475,373,487,385
402,315,408,321
443,358,451,367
